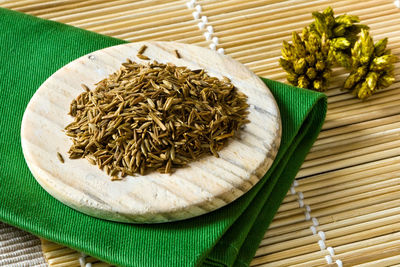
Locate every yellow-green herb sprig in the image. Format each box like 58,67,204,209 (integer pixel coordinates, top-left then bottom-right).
310,7,369,68
280,28,333,91
344,29,397,99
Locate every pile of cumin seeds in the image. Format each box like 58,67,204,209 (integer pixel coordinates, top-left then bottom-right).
65,59,249,178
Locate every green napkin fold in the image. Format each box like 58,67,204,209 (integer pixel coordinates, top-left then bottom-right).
0,8,326,267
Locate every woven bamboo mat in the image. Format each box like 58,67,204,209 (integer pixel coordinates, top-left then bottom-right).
0,222,47,266
1,0,400,266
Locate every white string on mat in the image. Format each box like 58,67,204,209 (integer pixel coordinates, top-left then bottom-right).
395,0,400,8
289,180,343,265
185,0,224,54
325,255,333,264
79,253,87,267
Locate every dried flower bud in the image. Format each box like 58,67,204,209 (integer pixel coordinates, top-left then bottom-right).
333,51,352,69
377,74,396,88
279,29,332,91
280,6,395,99
335,14,360,26
306,67,317,80
370,55,396,71
294,58,307,74
292,32,307,57
345,29,397,99
315,61,325,71
298,75,310,88
313,79,324,91
309,7,368,69
333,24,346,37
374,38,388,57
331,38,351,50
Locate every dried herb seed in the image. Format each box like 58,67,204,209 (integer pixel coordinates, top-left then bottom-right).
65,60,249,179
57,152,64,163
174,49,181,58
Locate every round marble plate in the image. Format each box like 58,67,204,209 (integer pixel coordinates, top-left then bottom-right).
21,41,281,223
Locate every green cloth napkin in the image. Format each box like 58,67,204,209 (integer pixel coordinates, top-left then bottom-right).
0,8,326,267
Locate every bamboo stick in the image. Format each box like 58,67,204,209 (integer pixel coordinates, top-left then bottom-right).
334,234,400,257
258,212,400,256
42,0,185,22
293,241,400,267
320,206,400,235
328,89,400,114
330,245,400,266
297,148,400,178
299,171,400,198
211,0,376,33
0,0,48,9
309,127,400,157
209,0,390,29
256,234,319,256
326,76,400,104
308,184,400,212
27,0,112,16
290,258,328,267
215,4,397,42
264,204,400,247
71,1,185,28
218,14,400,50
43,247,77,259
282,194,297,204
208,0,376,38
271,212,307,227
87,6,193,33
353,254,400,267
323,195,400,228
267,220,313,237
312,192,400,224
325,99,400,122
113,24,201,42
297,155,400,186
312,120,400,148
251,249,327,266
302,139,400,168
130,35,206,45
253,242,321,264
255,236,400,266
260,226,313,247
256,220,400,263
278,177,400,213
96,19,197,37
40,239,64,252
271,191,400,229
47,253,82,265
306,124,400,157
317,114,400,140
46,260,80,267
276,201,301,214
206,0,324,28
201,0,296,18
11,0,82,13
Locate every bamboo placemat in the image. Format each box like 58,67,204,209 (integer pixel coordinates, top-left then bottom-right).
1,0,400,266
0,222,47,266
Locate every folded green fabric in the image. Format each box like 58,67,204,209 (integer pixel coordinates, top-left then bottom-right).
0,8,326,267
